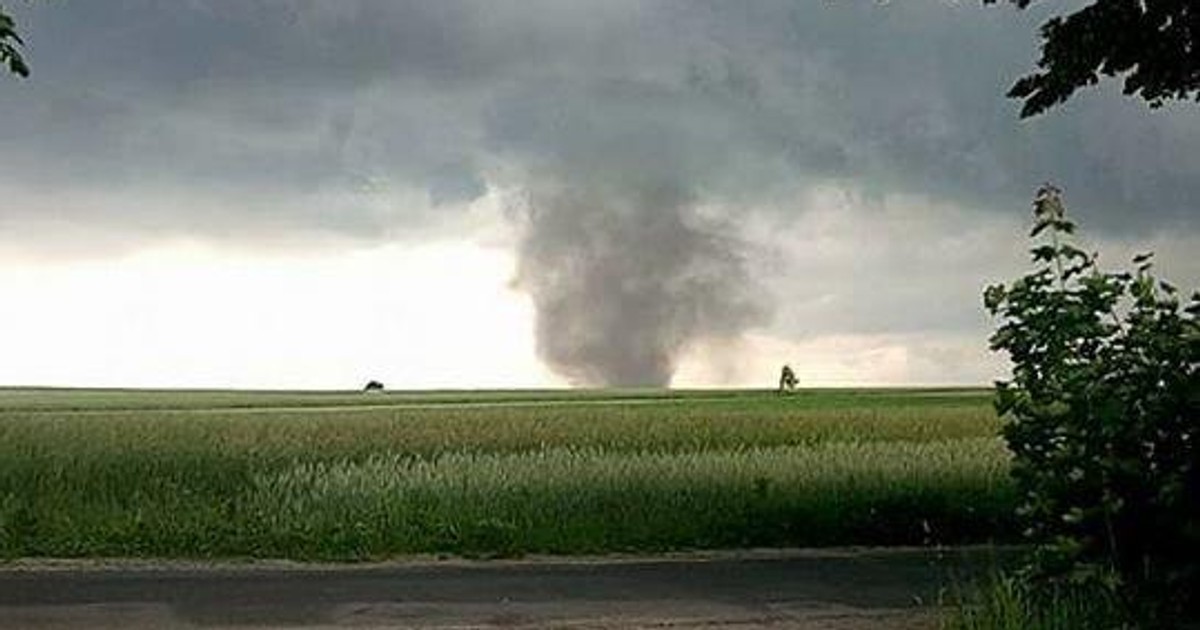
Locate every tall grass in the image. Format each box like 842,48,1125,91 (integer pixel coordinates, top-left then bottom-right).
941,574,1124,630
0,389,1015,559
0,401,1001,460
248,439,1014,557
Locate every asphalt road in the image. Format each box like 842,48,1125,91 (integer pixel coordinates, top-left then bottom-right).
0,548,1014,629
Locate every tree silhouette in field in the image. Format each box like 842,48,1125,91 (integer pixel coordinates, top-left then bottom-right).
777,365,798,395
986,0,1200,117
0,5,29,78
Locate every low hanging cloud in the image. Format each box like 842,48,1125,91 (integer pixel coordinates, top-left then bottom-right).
2,0,1199,386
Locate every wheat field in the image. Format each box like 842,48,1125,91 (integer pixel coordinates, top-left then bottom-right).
0,388,1016,559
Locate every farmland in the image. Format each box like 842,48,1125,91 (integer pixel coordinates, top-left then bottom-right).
0,388,1017,560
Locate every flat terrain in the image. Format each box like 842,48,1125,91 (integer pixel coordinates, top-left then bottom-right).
0,548,1016,629
0,387,1014,559
0,386,988,412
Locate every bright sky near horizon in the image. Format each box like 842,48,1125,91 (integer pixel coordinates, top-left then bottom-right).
0,236,1002,390
1,2,1197,390
0,240,559,390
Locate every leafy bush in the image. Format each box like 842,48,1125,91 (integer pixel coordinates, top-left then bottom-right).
984,185,1199,624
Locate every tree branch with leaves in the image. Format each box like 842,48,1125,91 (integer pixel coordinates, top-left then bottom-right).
986,0,1200,117
1,4,29,78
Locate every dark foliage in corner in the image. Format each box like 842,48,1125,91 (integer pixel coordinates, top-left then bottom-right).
984,0,1200,117
985,184,1200,624
0,5,29,78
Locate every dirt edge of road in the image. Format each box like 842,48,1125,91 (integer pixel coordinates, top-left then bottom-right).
0,544,1024,573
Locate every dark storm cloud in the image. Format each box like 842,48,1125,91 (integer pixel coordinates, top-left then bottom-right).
5,1,1196,233
2,0,1198,383
0,1,510,241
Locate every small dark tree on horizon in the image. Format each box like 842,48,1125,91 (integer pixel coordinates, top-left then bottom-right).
777,364,798,394
985,0,1200,117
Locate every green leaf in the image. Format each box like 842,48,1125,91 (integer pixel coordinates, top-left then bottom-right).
984,284,1008,311
8,52,28,78
1031,245,1057,263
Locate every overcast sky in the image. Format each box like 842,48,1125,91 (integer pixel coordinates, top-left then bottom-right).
0,1,1197,389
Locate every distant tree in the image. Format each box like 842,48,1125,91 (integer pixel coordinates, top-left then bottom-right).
984,0,1200,117
363,380,385,393
1,4,30,78
777,365,798,394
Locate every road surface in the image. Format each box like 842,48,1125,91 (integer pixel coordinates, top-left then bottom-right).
0,548,1013,629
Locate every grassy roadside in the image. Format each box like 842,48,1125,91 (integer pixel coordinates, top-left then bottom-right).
940,573,1124,629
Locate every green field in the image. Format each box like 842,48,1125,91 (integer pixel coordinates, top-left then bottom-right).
0,388,1017,560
